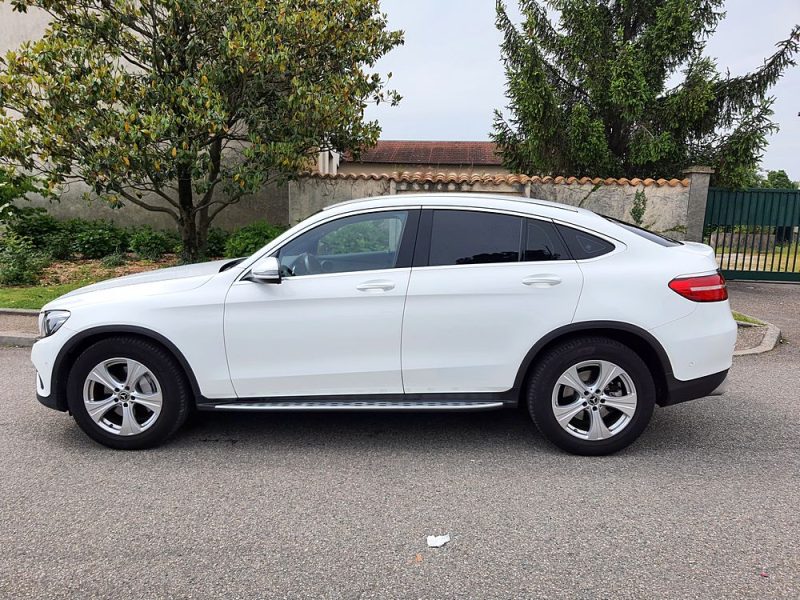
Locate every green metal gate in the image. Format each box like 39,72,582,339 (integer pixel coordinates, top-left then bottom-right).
703,188,800,281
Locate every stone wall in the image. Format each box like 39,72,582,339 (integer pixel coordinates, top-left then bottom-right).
289,169,712,240
19,181,289,231
15,169,712,241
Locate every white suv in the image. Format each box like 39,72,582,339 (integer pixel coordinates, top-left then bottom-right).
32,194,736,454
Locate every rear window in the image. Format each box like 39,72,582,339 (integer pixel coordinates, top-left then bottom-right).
556,225,616,259
604,216,682,247
525,219,569,261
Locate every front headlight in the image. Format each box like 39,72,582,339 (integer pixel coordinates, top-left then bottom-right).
38,310,70,337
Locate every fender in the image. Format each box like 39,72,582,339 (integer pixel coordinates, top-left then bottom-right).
46,325,203,412
511,320,674,399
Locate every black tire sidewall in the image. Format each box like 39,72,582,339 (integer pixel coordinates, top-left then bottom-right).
66,337,189,449
528,337,656,455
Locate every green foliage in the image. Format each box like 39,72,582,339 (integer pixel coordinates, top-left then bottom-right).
0,233,51,285
760,170,798,190
100,251,128,268
225,221,287,258
318,220,395,255
493,1,799,188
1,206,61,248
65,220,127,259
0,0,403,259
0,169,42,206
42,230,75,260
205,227,230,258
630,190,647,226
129,226,174,260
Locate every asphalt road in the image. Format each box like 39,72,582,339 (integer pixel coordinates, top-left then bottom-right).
1,282,798,599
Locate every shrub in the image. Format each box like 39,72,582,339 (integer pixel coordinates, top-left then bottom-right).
129,226,174,260
0,234,51,285
66,219,127,259
101,251,128,268
225,221,287,258
205,227,229,258
43,230,76,260
2,206,62,250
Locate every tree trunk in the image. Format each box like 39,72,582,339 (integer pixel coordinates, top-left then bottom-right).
177,170,201,262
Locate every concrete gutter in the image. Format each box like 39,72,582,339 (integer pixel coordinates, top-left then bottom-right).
733,320,781,357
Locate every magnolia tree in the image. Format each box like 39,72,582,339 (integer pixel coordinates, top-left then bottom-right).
0,0,403,259
493,0,799,187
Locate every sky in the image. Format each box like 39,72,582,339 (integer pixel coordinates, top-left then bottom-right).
365,0,800,176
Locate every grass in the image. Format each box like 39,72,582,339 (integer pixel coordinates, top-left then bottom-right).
0,282,93,310
712,243,800,273
0,255,179,310
731,310,765,326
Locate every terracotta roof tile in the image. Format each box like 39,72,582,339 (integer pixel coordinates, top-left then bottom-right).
346,141,502,166
303,171,690,187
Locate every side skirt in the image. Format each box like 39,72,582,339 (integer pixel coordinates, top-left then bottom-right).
196,392,517,413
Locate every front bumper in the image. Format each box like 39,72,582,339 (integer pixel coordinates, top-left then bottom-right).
31,327,73,412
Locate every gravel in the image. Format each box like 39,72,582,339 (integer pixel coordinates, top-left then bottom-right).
1,282,798,599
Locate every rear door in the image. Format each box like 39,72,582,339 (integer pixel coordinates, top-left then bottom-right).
401,209,584,394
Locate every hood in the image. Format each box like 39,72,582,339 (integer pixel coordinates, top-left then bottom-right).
44,259,238,311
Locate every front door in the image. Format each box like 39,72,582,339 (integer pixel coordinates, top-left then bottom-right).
224,209,418,398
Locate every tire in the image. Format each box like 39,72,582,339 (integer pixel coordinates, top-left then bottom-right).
527,336,655,456
66,336,191,450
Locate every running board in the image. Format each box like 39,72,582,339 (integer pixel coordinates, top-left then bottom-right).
205,400,505,412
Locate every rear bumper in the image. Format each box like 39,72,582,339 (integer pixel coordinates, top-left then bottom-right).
660,369,728,407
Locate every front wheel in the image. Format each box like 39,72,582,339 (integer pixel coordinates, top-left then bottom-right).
527,337,655,455
66,337,190,449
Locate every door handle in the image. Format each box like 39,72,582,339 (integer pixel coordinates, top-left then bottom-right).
522,274,562,287
356,280,395,292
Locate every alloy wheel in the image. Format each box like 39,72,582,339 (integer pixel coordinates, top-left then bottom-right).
82,358,163,436
551,360,638,441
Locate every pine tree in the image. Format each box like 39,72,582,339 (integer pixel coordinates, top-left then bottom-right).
493,0,799,187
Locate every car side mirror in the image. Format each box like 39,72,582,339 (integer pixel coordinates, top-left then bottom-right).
249,256,281,284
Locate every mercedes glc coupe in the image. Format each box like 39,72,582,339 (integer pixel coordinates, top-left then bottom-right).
32,194,736,454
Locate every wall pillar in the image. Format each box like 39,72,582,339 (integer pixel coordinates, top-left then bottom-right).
684,166,714,242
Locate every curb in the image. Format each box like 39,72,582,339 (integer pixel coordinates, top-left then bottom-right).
0,333,38,347
733,321,781,357
0,308,40,316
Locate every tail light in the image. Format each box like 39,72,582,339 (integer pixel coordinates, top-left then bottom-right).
668,272,728,302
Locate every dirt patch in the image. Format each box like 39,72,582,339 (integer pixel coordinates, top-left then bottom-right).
40,255,180,286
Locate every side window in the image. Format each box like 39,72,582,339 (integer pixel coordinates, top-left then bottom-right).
556,224,615,259
277,211,408,276
428,210,522,266
525,219,569,261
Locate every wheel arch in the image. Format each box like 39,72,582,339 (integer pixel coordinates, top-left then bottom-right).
49,325,202,412
514,321,673,408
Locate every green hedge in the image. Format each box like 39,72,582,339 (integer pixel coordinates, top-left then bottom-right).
1,207,288,281
224,221,287,258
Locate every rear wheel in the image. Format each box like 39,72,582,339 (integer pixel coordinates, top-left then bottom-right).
527,337,655,455
66,337,190,449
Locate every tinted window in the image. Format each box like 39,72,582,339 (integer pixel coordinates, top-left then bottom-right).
556,225,615,259
525,219,569,261
604,216,682,247
429,210,522,266
278,211,408,276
